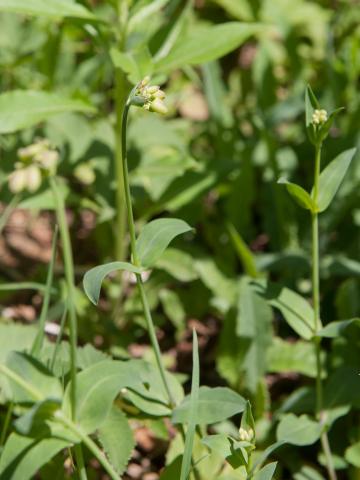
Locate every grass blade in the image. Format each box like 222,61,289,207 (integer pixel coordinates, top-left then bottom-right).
180,328,199,480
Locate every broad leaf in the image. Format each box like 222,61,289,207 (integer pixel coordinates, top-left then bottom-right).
83,261,143,305
276,414,321,446
278,178,315,212
0,0,95,19
4,352,62,403
317,318,360,338
136,218,193,268
0,433,69,480
173,386,246,425
253,462,278,480
0,90,95,134
201,434,247,469
253,281,315,340
97,407,135,475
315,148,356,212
180,329,199,480
156,22,260,72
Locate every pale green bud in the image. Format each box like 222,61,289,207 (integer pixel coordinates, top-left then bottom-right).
74,163,96,185
36,150,59,173
26,165,42,192
146,85,160,95
9,169,27,193
149,98,168,115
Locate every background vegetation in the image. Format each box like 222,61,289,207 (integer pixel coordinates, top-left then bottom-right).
0,0,359,479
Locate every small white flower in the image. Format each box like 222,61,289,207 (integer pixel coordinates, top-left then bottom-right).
134,77,168,115
26,165,42,192
9,168,27,193
312,109,328,125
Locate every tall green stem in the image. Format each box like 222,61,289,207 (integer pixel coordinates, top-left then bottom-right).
121,104,174,406
311,146,337,480
50,177,87,480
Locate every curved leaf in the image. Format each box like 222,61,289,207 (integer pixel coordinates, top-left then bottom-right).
0,90,95,134
83,261,143,305
317,318,360,338
136,218,193,268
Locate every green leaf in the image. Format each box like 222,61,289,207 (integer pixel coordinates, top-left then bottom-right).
0,90,95,134
83,261,143,305
0,0,95,19
253,281,315,340
0,434,69,480
201,434,247,469
315,148,357,212
173,386,246,425
250,442,285,474
345,441,360,468
62,360,144,434
156,248,198,282
136,218,193,268
180,329,199,480
276,414,321,446
317,107,344,143
159,456,182,479
227,223,259,278
305,85,319,145
253,462,278,480
317,318,360,338
156,22,260,72
267,337,319,377
97,407,135,475
14,399,61,437
277,178,316,212
3,352,63,403
323,367,360,409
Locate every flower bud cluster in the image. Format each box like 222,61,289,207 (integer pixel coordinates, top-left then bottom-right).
8,139,59,194
312,109,328,125
135,76,167,115
238,427,254,442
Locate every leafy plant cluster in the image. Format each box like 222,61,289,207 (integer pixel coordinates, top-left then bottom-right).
0,1,359,479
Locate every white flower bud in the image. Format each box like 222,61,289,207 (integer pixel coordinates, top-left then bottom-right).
312,109,328,125
146,85,160,95
9,169,27,193
239,427,250,442
26,165,42,192
37,150,59,173
74,163,96,185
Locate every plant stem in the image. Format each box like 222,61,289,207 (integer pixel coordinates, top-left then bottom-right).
121,103,174,406
50,176,87,479
56,413,120,480
311,146,337,480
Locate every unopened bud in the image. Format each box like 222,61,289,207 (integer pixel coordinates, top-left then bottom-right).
239,427,250,442
9,169,27,193
74,163,96,185
26,165,42,192
146,85,160,95
149,98,168,115
312,109,328,125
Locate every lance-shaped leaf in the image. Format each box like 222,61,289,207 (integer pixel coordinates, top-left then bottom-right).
305,85,319,145
156,22,261,72
83,261,143,305
276,413,321,446
315,148,357,212
0,0,95,19
253,462,278,480
253,281,315,340
0,433,69,480
278,178,316,212
136,218,193,268
317,318,360,338
0,90,95,134
173,386,246,425
14,399,61,437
